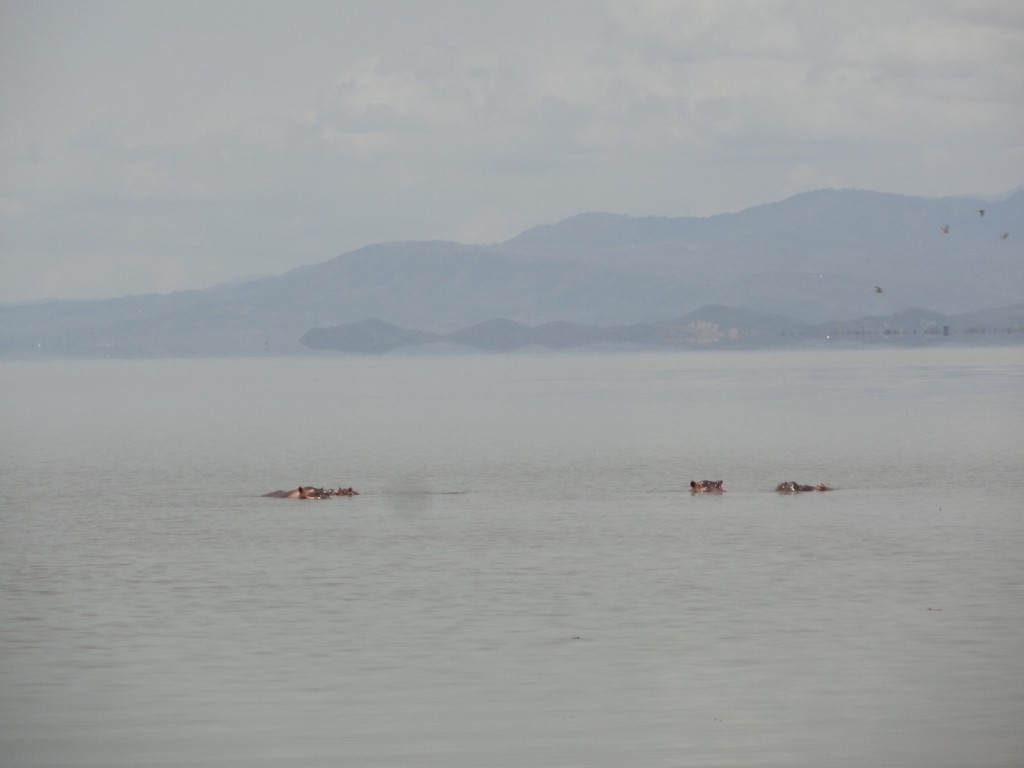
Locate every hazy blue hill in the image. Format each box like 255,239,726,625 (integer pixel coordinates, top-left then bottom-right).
264,240,702,333
300,319,441,354
509,187,1022,275
300,307,809,353
2,188,1021,357
447,319,547,351
299,304,1024,354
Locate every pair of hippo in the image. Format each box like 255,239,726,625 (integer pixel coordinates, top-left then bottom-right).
263,486,359,500
690,480,833,494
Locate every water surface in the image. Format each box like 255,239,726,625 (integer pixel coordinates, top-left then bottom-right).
2,348,1022,767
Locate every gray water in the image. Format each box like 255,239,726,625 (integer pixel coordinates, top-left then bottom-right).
1,348,1022,767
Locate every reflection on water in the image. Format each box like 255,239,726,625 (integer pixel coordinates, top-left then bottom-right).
1,349,1022,767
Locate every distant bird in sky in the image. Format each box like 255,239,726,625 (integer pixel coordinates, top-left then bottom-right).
874,286,883,293
978,209,985,217
941,225,950,234
1000,232,1009,239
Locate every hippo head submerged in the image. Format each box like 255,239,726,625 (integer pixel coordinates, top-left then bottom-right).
690,479,725,493
263,485,359,499
775,481,832,493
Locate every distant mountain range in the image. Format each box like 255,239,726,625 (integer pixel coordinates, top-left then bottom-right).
300,305,1024,353
2,187,1021,357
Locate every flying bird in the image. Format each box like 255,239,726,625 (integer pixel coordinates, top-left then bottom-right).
941,225,950,234
978,209,985,217
1000,232,1009,239
874,286,883,293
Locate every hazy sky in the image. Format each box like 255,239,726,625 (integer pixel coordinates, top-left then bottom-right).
2,0,1022,303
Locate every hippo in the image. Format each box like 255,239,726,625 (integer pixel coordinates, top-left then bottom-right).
262,487,325,499
690,480,725,494
263,485,360,499
775,481,832,493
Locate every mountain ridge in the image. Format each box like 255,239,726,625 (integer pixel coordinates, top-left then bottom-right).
299,304,1024,354
2,187,1021,357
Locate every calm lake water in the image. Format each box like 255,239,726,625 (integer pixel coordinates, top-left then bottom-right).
1,348,1022,767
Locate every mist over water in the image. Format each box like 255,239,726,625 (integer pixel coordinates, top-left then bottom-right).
2,349,1022,767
